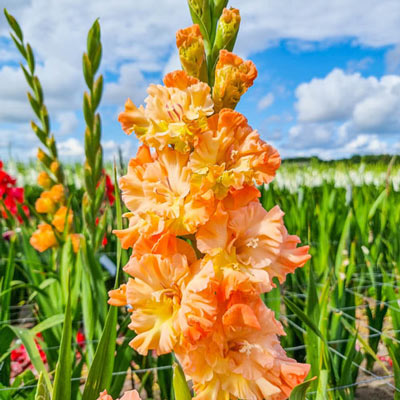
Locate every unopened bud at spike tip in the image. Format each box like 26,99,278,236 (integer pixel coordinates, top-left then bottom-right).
214,8,241,53
176,24,208,82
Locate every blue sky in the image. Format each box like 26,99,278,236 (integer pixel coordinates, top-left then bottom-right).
1,0,400,161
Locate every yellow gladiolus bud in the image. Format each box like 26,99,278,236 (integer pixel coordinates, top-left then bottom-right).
37,171,52,189
212,49,257,111
176,24,207,81
50,161,59,174
37,148,45,161
214,8,240,53
52,206,73,233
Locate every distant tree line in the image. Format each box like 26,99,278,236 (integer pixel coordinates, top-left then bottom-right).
283,154,399,165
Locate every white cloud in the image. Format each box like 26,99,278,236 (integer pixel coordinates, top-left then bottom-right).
295,68,400,133
57,111,79,136
104,63,147,106
258,92,275,110
287,68,400,157
346,57,373,73
58,138,84,157
295,69,377,123
385,45,400,73
2,0,400,160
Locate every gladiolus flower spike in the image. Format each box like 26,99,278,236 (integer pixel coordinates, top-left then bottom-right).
111,2,311,399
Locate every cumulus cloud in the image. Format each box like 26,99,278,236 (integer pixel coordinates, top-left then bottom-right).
104,63,147,106
258,92,275,110
2,0,400,159
287,68,400,157
57,112,79,136
295,68,400,133
58,138,84,157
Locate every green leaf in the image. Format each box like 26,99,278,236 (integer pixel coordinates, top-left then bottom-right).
0,237,16,322
368,188,386,220
173,362,192,400
289,378,316,399
81,302,118,400
315,370,328,400
52,276,72,400
30,314,64,336
35,372,51,400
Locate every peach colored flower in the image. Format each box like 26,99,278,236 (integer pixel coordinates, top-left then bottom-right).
51,206,73,233
109,251,192,355
119,146,214,236
118,70,213,152
176,303,310,400
189,109,280,199
197,202,310,292
30,223,57,252
97,390,141,400
213,50,257,111
109,233,220,355
113,212,164,250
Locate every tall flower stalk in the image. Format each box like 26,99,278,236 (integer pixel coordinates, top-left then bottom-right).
108,1,312,399
4,10,64,186
82,20,106,250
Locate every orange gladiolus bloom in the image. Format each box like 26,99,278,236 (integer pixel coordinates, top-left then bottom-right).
176,303,310,400
30,223,57,252
118,71,213,153
51,206,73,233
119,145,214,236
190,109,280,199
197,202,310,292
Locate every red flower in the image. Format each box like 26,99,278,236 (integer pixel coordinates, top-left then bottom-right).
10,333,46,378
0,161,29,222
105,173,115,205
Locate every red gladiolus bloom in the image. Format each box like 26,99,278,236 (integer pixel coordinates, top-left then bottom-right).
0,161,29,222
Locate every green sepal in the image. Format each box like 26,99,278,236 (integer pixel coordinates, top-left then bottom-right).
83,53,94,88
26,43,35,73
4,9,24,41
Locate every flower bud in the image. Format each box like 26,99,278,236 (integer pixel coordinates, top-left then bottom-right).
187,0,211,36
176,25,208,82
213,8,240,54
35,193,56,214
30,223,57,252
37,171,52,189
212,49,257,111
50,161,59,174
69,233,81,253
37,148,52,167
52,206,73,233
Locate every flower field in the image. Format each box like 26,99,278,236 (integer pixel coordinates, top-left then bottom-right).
1,1,400,399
